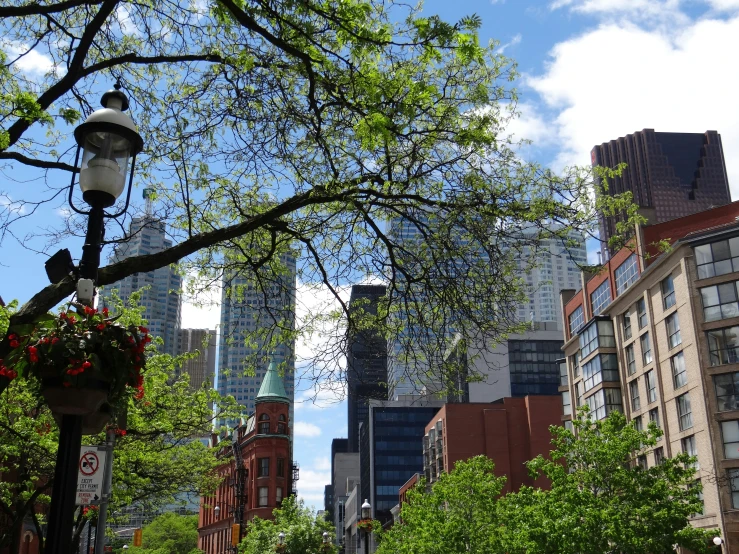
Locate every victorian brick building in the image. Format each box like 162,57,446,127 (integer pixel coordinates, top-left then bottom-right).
198,361,297,553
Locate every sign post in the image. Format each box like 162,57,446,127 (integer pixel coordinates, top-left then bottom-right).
76,446,107,506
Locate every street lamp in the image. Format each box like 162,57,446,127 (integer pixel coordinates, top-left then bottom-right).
278,532,286,545
122,546,128,551
323,531,330,544
361,499,371,554
44,82,143,554
214,505,221,518
714,536,724,551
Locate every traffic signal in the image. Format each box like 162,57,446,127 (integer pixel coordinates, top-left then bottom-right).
133,528,143,547
231,524,241,546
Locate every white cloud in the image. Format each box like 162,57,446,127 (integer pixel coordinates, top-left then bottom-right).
294,421,322,438
294,381,346,410
181,272,222,330
1,41,54,76
707,0,739,10
496,33,522,54
296,467,331,509
0,194,27,215
526,14,739,199
313,456,331,471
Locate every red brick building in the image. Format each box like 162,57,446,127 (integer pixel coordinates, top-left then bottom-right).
422,397,562,493
198,362,295,553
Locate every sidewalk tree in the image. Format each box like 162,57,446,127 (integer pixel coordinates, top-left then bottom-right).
499,409,717,554
238,496,335,554
375,456,507,554
125,512,202,554
0,0,635,397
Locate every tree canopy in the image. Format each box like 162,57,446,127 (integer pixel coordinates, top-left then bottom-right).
238,495,335,554
378,412,718,554
126,512,202,554
0,0,630,396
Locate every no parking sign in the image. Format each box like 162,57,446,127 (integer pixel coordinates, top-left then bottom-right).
76,446,107,505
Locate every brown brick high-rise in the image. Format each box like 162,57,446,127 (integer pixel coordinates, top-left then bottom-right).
592,129,731,258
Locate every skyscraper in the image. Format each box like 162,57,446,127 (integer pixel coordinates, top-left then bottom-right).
217,253,296,423
101,192,182,355
346,285,388,452
592,129,731,257
176,328,217,389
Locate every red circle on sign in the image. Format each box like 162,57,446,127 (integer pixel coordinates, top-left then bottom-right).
79,451,99,476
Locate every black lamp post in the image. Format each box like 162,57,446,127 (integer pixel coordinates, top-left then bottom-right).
45,82,143,554
361,499,371,554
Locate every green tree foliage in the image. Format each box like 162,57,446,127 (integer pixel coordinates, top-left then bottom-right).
0,302,241,553
375,456,506,554
0,0,639,396
126,512,202,554
378,413,718,554
238,496,335,554
499,409,716,554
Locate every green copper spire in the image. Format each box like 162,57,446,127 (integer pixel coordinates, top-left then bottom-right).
255,360,290,404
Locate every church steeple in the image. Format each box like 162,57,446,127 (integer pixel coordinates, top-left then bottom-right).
255,360,290,404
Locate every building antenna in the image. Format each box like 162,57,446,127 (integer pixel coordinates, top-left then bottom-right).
142,187,154,216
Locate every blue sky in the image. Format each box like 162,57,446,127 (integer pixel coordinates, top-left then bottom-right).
4,0,739,509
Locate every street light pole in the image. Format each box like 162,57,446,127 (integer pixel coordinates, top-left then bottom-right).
44,82,143,554
361,499,371,554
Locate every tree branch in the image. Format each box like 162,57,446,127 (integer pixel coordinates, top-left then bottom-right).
0,152,77,173
0,0,101,18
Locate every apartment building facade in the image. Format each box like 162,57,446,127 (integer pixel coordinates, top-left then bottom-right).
560,201,739,550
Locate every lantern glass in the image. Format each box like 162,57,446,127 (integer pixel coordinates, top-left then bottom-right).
79,129,132,200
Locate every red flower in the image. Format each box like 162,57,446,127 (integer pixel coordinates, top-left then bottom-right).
9,339,19,348
82,361,91,370
96,324,105,331
134,385,145,400
114,428,127,437
102,308,109,316
138,326,149,334
51,337,60,345
84,306,96,316
0,365,17,380
67,315,76,324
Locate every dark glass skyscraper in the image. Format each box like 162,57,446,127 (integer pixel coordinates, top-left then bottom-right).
346,285,388,452
592,129,731,257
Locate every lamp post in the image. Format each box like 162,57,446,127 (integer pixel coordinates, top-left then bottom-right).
44,82,143,554
278,532,285,545
361,499,371,554
713,536,724,552
323,531,330,544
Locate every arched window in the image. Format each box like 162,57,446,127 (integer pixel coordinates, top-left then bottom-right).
279,414,286,421
277,414,287,434
258,413,270,434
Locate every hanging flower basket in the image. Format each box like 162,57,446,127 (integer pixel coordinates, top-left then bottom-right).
2,304,151,425
356,519,375,533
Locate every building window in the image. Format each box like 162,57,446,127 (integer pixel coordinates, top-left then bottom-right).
723,420,739,459
633,415,642,431
662,274,676,310
677,393,693,431
258,487,269,507
691,480,704,516
646,370,657,403
671,352,687,389
582,354,619,392
695,238,739,279
575,382,583,408
637,298,648,329
562,390,572,416
629,379,641,411
258,457,270,477
615,254,639,295
715,372,739,411
700,281,739,322
626,344,636,376
559,360,569,386
276,487,283,504
654,447,665,465
277,422,286,434
707,325,739,366
569,306,584,336
649,408,660,428
591,280,612,316
729,469,739,508
579,319,616,359
623,310,633,340
666,313,682,349
259,422,270,434
681,435,699,470
277,458,285,478
641,333,653,365
637,455,648,470
585,388,622,421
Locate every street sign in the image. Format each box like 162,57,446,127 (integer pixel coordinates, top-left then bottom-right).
76,446,107,505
